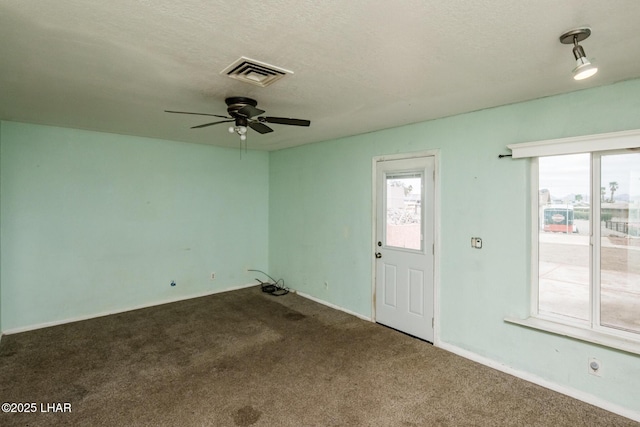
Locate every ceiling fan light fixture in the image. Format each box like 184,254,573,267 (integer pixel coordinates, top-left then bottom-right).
165,97,310,146
559,27,598,81
228,124,248,140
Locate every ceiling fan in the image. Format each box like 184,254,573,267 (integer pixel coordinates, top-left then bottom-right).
165,97,310,141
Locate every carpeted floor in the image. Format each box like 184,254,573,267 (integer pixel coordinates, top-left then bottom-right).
0,286,636,426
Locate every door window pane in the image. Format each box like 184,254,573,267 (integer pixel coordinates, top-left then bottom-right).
386,174,422,250
600,153,640,333
538,154,590,321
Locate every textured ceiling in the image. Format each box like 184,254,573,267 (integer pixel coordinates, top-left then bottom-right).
1,0,640,151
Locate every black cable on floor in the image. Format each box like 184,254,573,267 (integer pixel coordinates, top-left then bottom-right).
248,269,289,296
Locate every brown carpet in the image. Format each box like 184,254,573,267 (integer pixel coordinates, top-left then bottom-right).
0,286,636,426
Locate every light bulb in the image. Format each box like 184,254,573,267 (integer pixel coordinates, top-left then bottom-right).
573,57,598,80
237,126,247,135
228,126,235,133
240,134,246,141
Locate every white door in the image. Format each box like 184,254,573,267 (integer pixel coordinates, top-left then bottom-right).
375,156,435,342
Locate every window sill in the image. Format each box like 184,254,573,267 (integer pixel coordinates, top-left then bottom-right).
504,316,640,356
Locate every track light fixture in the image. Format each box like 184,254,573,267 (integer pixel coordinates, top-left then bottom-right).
559,27,598,81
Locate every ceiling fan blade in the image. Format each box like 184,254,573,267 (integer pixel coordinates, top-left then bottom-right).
260,117,311,127
248,121,274,134
237,104,265,118
165,110,230,119
191,119,234,129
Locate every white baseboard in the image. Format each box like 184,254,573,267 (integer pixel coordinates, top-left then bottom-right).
294,290,372,322
437,341,640,423
2,282,257,336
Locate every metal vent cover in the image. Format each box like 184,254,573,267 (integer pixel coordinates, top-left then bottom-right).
220,57,293,87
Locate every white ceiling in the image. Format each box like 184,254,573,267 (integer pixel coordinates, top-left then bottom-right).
1,1,640,151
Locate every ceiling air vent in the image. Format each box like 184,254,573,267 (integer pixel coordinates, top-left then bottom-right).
220,57,293,87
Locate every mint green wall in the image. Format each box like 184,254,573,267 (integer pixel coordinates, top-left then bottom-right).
0,122,269,331
269,79,640,413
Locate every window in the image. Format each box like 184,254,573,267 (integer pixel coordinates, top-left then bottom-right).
537,153,591,323
385,173,423,251
537,151,640,338
506,130,640,353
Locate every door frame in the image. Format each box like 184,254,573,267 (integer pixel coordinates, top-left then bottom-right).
371,150,441,345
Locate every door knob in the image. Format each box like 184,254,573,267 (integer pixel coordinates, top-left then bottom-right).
375,252,382,259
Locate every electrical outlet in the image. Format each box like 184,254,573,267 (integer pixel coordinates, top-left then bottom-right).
471,237,482,249
588,357,602,377
210,272,216,280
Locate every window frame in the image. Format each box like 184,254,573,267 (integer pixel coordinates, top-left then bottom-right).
504,129,640,355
